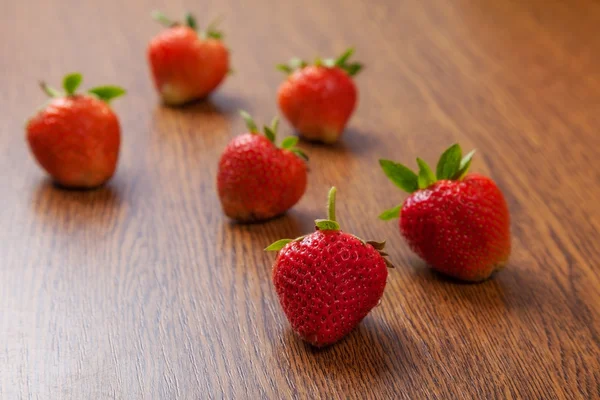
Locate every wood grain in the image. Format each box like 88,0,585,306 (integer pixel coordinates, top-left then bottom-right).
1,0,600,398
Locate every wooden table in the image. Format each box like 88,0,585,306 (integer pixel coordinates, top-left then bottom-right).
2,0,599,398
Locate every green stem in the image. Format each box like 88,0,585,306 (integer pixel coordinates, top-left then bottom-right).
39,82,60,98
327,187,337,222
152,10,174,27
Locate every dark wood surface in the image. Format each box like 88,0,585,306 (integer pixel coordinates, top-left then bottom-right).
2,0,600,398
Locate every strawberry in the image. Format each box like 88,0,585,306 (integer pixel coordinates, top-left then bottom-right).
266,187,394,347
26,73,125,189
379,144,511,282
276,48,362,144
147,11,229,106
217,111,308,222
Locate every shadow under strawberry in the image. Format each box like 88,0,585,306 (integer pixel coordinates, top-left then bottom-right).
412,259,506,286
276,320,421,384
297,126,378,157
157,96,225,115
226,208,314,232
153,90,251,117
31,179,124,232
34,177,124,198
226,211,290,226
223,210,308,251
46,179,114,192
409,258,522,312
208,92,253,115
336,127,380,156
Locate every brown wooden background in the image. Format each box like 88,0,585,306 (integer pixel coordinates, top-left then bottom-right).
1,0,599,398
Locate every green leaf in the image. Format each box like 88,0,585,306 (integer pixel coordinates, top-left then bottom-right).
289,57,307,70
379,205,402,221
239,110,258,133
416,157,436,189
315,219,340,231
152,10,173,27
276,64,293,74
335,48,354,66
265,239,293,251
88,86,126,103
263,126,276,143
185,12,197,30
63,73,82,95
278,58,307,73
379,159,419,193
330,48,362,76
344,62,363,76
322,58,336,68
205,30,223,39
270,116,279,135
460,150,475,170
366,240,386,250
454,149,476,180
291,148,309,161
39,82,61,98
349,233,367,246
205,15,224,39
281,136,298,149
436,143,462,180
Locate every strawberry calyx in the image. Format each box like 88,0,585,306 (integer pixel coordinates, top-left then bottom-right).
152,11,224,40
378,143,476,221
265,187,395,268
276,48,363,77
39,72,126,104
239,110,308,161
365,240,396,269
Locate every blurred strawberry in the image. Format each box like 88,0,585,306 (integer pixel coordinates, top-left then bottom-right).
277,48,362,144
148,11,229,105
217,111,308,222
26,73,125,189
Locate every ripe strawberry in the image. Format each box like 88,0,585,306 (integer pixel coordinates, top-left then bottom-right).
217,111,308,222
147,11,229,106
379,144,511,282
276,48,362,144
266,187,394,347
26,73,125,189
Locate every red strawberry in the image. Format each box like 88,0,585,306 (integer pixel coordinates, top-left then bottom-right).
266,187,394,347
26,73,125,189
379,144,511,282
276,48,362,144
147,11,229,106
217,111,308,222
